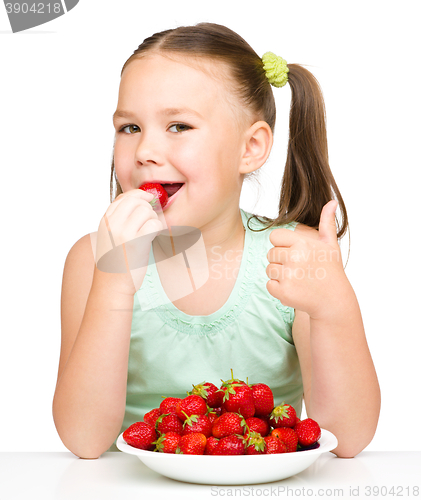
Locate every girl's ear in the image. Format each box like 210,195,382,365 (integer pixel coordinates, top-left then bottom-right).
239,121,273,175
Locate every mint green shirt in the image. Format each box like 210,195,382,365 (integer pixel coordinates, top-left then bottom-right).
110,209,303,450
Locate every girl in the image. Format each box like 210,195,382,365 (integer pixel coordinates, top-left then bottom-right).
52,23,380,459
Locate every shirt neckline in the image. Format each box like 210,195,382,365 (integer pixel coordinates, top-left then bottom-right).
147,208,252,324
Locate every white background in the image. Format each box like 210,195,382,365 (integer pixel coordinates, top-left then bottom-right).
0,0,420,453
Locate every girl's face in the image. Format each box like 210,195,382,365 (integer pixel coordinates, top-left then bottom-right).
113,53,250,230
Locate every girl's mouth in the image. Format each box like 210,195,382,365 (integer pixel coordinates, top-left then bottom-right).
161,183,184,198
163,183,185,209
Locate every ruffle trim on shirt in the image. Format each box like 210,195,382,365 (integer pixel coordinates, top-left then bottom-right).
274,300,296,328
140,224,262,335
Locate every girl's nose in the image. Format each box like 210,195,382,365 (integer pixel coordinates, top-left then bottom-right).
134,133,164,166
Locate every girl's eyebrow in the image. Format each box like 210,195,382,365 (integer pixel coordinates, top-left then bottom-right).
113,107,203,123
159,107,204,119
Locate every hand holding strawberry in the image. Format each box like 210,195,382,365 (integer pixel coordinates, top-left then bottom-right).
94,188,163,295
139,183,169,210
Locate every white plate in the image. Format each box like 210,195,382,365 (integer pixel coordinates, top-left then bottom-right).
116,429,338,485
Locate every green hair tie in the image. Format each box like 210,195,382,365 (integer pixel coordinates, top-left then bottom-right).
262,51,289,88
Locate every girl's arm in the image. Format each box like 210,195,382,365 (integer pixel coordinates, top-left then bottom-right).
267,201,380,458
292,302,380,458
52,234,135,459
53,189,161,458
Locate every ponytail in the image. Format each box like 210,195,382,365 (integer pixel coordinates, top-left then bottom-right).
250,64,348,242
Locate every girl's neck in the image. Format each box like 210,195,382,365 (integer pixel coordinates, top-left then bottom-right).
153,209,245,267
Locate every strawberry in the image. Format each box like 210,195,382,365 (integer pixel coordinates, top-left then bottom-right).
153,431,181,453
189,381,224,408
205,436,220,455
212,412,246,439
271,427,298,452
175,395,208,422
294,418,321,447
139,183,168,210
181,414,212,438
207,409,221,426
245,417,270,437
220,370,255,419
250,383,274,417
176,432,207,455
268,403,297,428
213,435,246,455
159,397,182,415
123,421,156,451
156,413,183,435
245,431,266,455
143,408,161,427
264,435,287,454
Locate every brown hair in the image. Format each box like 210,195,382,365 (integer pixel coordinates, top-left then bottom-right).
110,22,349,245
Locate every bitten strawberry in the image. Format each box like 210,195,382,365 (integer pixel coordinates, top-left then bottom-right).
176,395,208,422
181,414,212,438
189,381,224,408
250,383,274,417
271,427,298,453
268,403,297,428
139,183,168,210
213,435,246,455
220,370,255,419
294,418,321,447
212,412,246,439
153,432,181,454
123,422,156,451
176,433,207,455
159,397,182,415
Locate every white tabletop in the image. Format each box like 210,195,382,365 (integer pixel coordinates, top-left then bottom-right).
1,451,420,500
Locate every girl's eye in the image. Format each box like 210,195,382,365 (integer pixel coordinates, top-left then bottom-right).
120,124,140,134
168,123,192,133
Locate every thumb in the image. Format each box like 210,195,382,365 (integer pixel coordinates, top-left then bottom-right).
318,200,338,245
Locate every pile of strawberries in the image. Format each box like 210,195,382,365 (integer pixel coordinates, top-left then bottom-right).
122,371,321,455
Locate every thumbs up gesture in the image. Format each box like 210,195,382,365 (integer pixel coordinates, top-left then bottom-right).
266,200,350,320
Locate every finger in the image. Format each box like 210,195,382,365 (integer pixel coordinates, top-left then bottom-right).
318,200,338,245
266,263,283,282
106,189,155,218
269,227,297,248
267,246,289,265
107,193,154,220
120,205,159,241
107,204,157,247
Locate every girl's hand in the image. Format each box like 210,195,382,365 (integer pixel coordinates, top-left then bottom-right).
94,189,164,295
266,200,352,320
